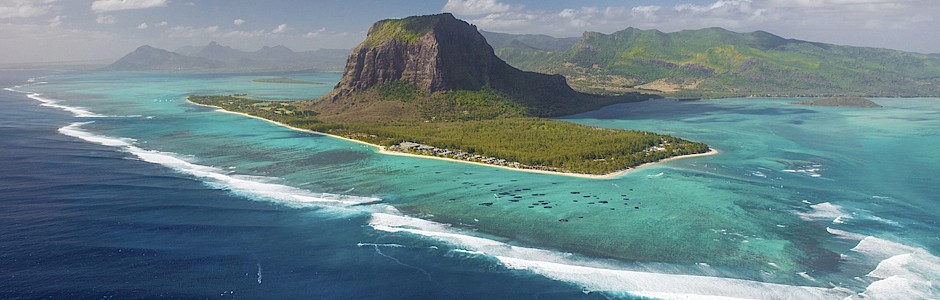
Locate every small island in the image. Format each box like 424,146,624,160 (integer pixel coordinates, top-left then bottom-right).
189,14,714,177
188,94,712,177
791,97,882,108
252,77,326,85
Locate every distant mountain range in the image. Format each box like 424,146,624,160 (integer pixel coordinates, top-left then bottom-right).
106,42,348,71
482,28,940,98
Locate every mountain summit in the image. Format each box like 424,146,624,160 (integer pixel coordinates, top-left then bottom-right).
189,14,706,176
105,45,223,71
322,13,647,117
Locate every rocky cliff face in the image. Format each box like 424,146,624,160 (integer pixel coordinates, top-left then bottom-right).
324,13,606,116
330,14,492,96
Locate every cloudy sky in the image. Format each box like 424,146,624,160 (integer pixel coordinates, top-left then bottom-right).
1,0,939,64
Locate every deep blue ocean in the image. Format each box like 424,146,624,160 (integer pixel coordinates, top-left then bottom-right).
2,69,938,299
0,70,606,299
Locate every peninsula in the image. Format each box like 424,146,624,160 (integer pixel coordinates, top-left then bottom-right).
189,13,712,176
252,77,326,85
791,97,882,108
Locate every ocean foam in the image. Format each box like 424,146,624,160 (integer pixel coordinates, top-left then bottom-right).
826,227,867,240
848,236,940,299
357,243,406,248
369,213,855,299
796,202,852,225
27,93,107,118
55,123,938,299
58,123,380,208
782,164,823,178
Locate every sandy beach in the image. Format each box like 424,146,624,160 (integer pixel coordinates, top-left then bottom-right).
188,100,719,179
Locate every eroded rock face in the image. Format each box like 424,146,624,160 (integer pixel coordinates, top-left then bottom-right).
329,13,497,98
324,13,636,117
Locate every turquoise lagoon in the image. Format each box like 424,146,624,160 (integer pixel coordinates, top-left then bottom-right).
16,71,940,299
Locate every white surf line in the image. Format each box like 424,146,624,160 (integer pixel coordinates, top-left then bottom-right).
57,122,381,208
848,236,940,299
54,123,938,299
368,212,856,300
25,92,108,118
7,80,109,118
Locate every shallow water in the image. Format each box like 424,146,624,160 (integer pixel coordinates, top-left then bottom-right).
4,70,938,299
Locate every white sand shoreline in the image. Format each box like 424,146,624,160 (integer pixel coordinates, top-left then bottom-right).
188,99,719,179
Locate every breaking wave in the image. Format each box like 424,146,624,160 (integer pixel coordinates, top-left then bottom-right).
58,122,381,208
56,121,940,299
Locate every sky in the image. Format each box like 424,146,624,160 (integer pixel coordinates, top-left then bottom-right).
1,0,939,64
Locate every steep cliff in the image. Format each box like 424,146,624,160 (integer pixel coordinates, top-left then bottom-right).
321,13,647,117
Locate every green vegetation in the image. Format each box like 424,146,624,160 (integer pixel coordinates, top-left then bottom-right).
322,119,708,174
252,77,326,85
369,82,527,121
792,97,882,108
189,93,709,175
492,27,940,98
362,14,442,47
187,95,320,126
188,14,711,176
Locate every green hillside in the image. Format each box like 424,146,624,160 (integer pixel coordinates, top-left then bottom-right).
493,27,940,98
187,14,711,176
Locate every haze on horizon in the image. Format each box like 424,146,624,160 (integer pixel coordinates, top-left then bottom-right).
1,0,939,65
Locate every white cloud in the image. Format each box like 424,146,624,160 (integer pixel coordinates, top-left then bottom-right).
156,21,167,26
95,14,116,25
557,7,600,28
0,0,57,19
47,14,63,27
444,0,940,52
443,0,513,16
630,6,661,19
91,0,167,13
137,22,148,29
0,22,120,63
233,18,245,25
164,25,218,38
304,27,327,38
272,23,290,33
221,29,265,38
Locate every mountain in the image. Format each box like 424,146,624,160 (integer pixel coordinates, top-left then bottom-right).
185,42,348,70
193,41,251,64
255,45,300,61
105,45,224,71
480,30,579,52
189,14,706,176
492,27,940,98
320,13,647,119
108,43,349,71
173,45,203,56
